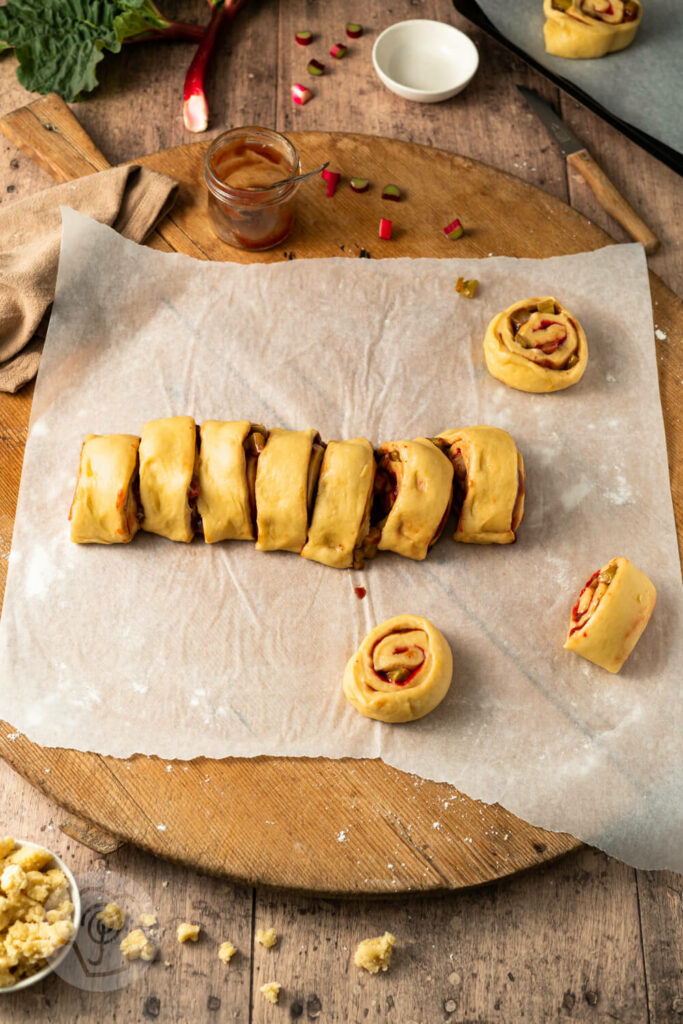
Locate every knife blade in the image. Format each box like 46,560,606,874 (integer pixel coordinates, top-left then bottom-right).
517,86,660,254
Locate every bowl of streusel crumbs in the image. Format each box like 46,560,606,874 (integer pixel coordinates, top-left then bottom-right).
0,837,80,991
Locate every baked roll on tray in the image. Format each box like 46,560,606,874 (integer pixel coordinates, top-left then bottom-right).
564,557,656,673
483,296,588,393
436,426,525,544
197,420,266,542
343,615,453,723
301,438,378,569
139,416,199,542
255,427,325,552
543,0,642,59
374,439,454,561
69,434,141,544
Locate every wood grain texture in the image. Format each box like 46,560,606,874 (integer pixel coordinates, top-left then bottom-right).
252,847,648,1023
0,113,681,894
0,0,680,1017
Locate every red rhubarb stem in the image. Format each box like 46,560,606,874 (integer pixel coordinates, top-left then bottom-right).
183,0,245,133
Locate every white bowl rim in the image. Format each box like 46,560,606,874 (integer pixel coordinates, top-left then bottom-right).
372,19,479,97
0,838,81,994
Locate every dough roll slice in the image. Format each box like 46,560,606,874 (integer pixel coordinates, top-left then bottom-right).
436,426,525,544
483,296,588,393
375,438,453,561
543,0,642,59
139,416,198,542
301,438,378,569
343,615,453,723
197,420,266,543
255,427,325,552
564,556,656,673
70,434,141,544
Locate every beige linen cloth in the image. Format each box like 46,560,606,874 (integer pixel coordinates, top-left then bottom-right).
0,164,178,392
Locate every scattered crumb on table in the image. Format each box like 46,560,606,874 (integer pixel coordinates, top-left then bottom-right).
257,927,277,949
120,928,156,962
260,981,281,1003
177,922,201,944
140,913,157,927
354,932,396,973
218,940,237,964
97,902,125,932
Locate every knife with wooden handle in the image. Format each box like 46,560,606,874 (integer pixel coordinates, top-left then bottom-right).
517,86,660,255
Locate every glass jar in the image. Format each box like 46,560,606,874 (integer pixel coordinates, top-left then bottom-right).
204,127,301,251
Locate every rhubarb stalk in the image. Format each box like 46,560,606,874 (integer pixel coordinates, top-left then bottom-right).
183,0,245,133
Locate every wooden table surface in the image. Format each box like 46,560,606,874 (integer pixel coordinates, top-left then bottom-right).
0,1,680,1021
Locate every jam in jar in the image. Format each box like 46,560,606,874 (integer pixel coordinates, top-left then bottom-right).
204,127,301,251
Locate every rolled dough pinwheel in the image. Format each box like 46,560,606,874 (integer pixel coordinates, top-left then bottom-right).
139,416,198,542
375,439,454,560
543,0,642,59
301,438,378,569
197,420,266,543
343,615,453,723
483,296,588,393
564,556,656,673
436,426,525,544
70,434,141,544
255,427,325,552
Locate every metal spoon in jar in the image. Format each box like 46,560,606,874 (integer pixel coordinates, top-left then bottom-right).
245,162,330,190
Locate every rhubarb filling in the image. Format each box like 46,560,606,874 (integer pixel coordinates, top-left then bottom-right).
371,630,427,687
244,425,267,527
189,425,202,534
552,0,637,23
508,301,580,370
306,436,326,514
569,561,618,636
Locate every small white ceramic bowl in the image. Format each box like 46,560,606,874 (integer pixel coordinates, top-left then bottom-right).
372,19,479,103
0,839,80,994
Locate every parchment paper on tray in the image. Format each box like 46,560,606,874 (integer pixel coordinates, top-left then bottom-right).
472,0,683,156
0,210,681,871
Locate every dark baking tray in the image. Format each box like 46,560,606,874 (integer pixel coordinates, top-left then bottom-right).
453,0,682,175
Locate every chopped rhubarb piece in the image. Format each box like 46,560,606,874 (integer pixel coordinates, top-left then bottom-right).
379,217,392,240
443,217,464,240
321,168,340,196
307,58,325,76
382,183,401,201
291,83,313,106
350,177,369,193
295,30,313,45
329,42,348,58
455,277,479,299
346,22,363,38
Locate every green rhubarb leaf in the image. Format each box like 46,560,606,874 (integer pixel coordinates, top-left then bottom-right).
113,0,174,41
0,0,169,101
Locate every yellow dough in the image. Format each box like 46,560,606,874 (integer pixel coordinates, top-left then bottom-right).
375,439,454,560
437,426,525,544
343,615,453,723
301,438,378,569
483,296,588,394
197,420,266,543
69,433,141,544
564,556,656,673
543,0,642,59
255,427,324,552
139,416,198,542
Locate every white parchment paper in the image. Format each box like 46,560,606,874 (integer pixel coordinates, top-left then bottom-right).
1,210,681,870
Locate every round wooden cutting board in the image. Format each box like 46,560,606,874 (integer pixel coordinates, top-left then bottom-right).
0,96,680,895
